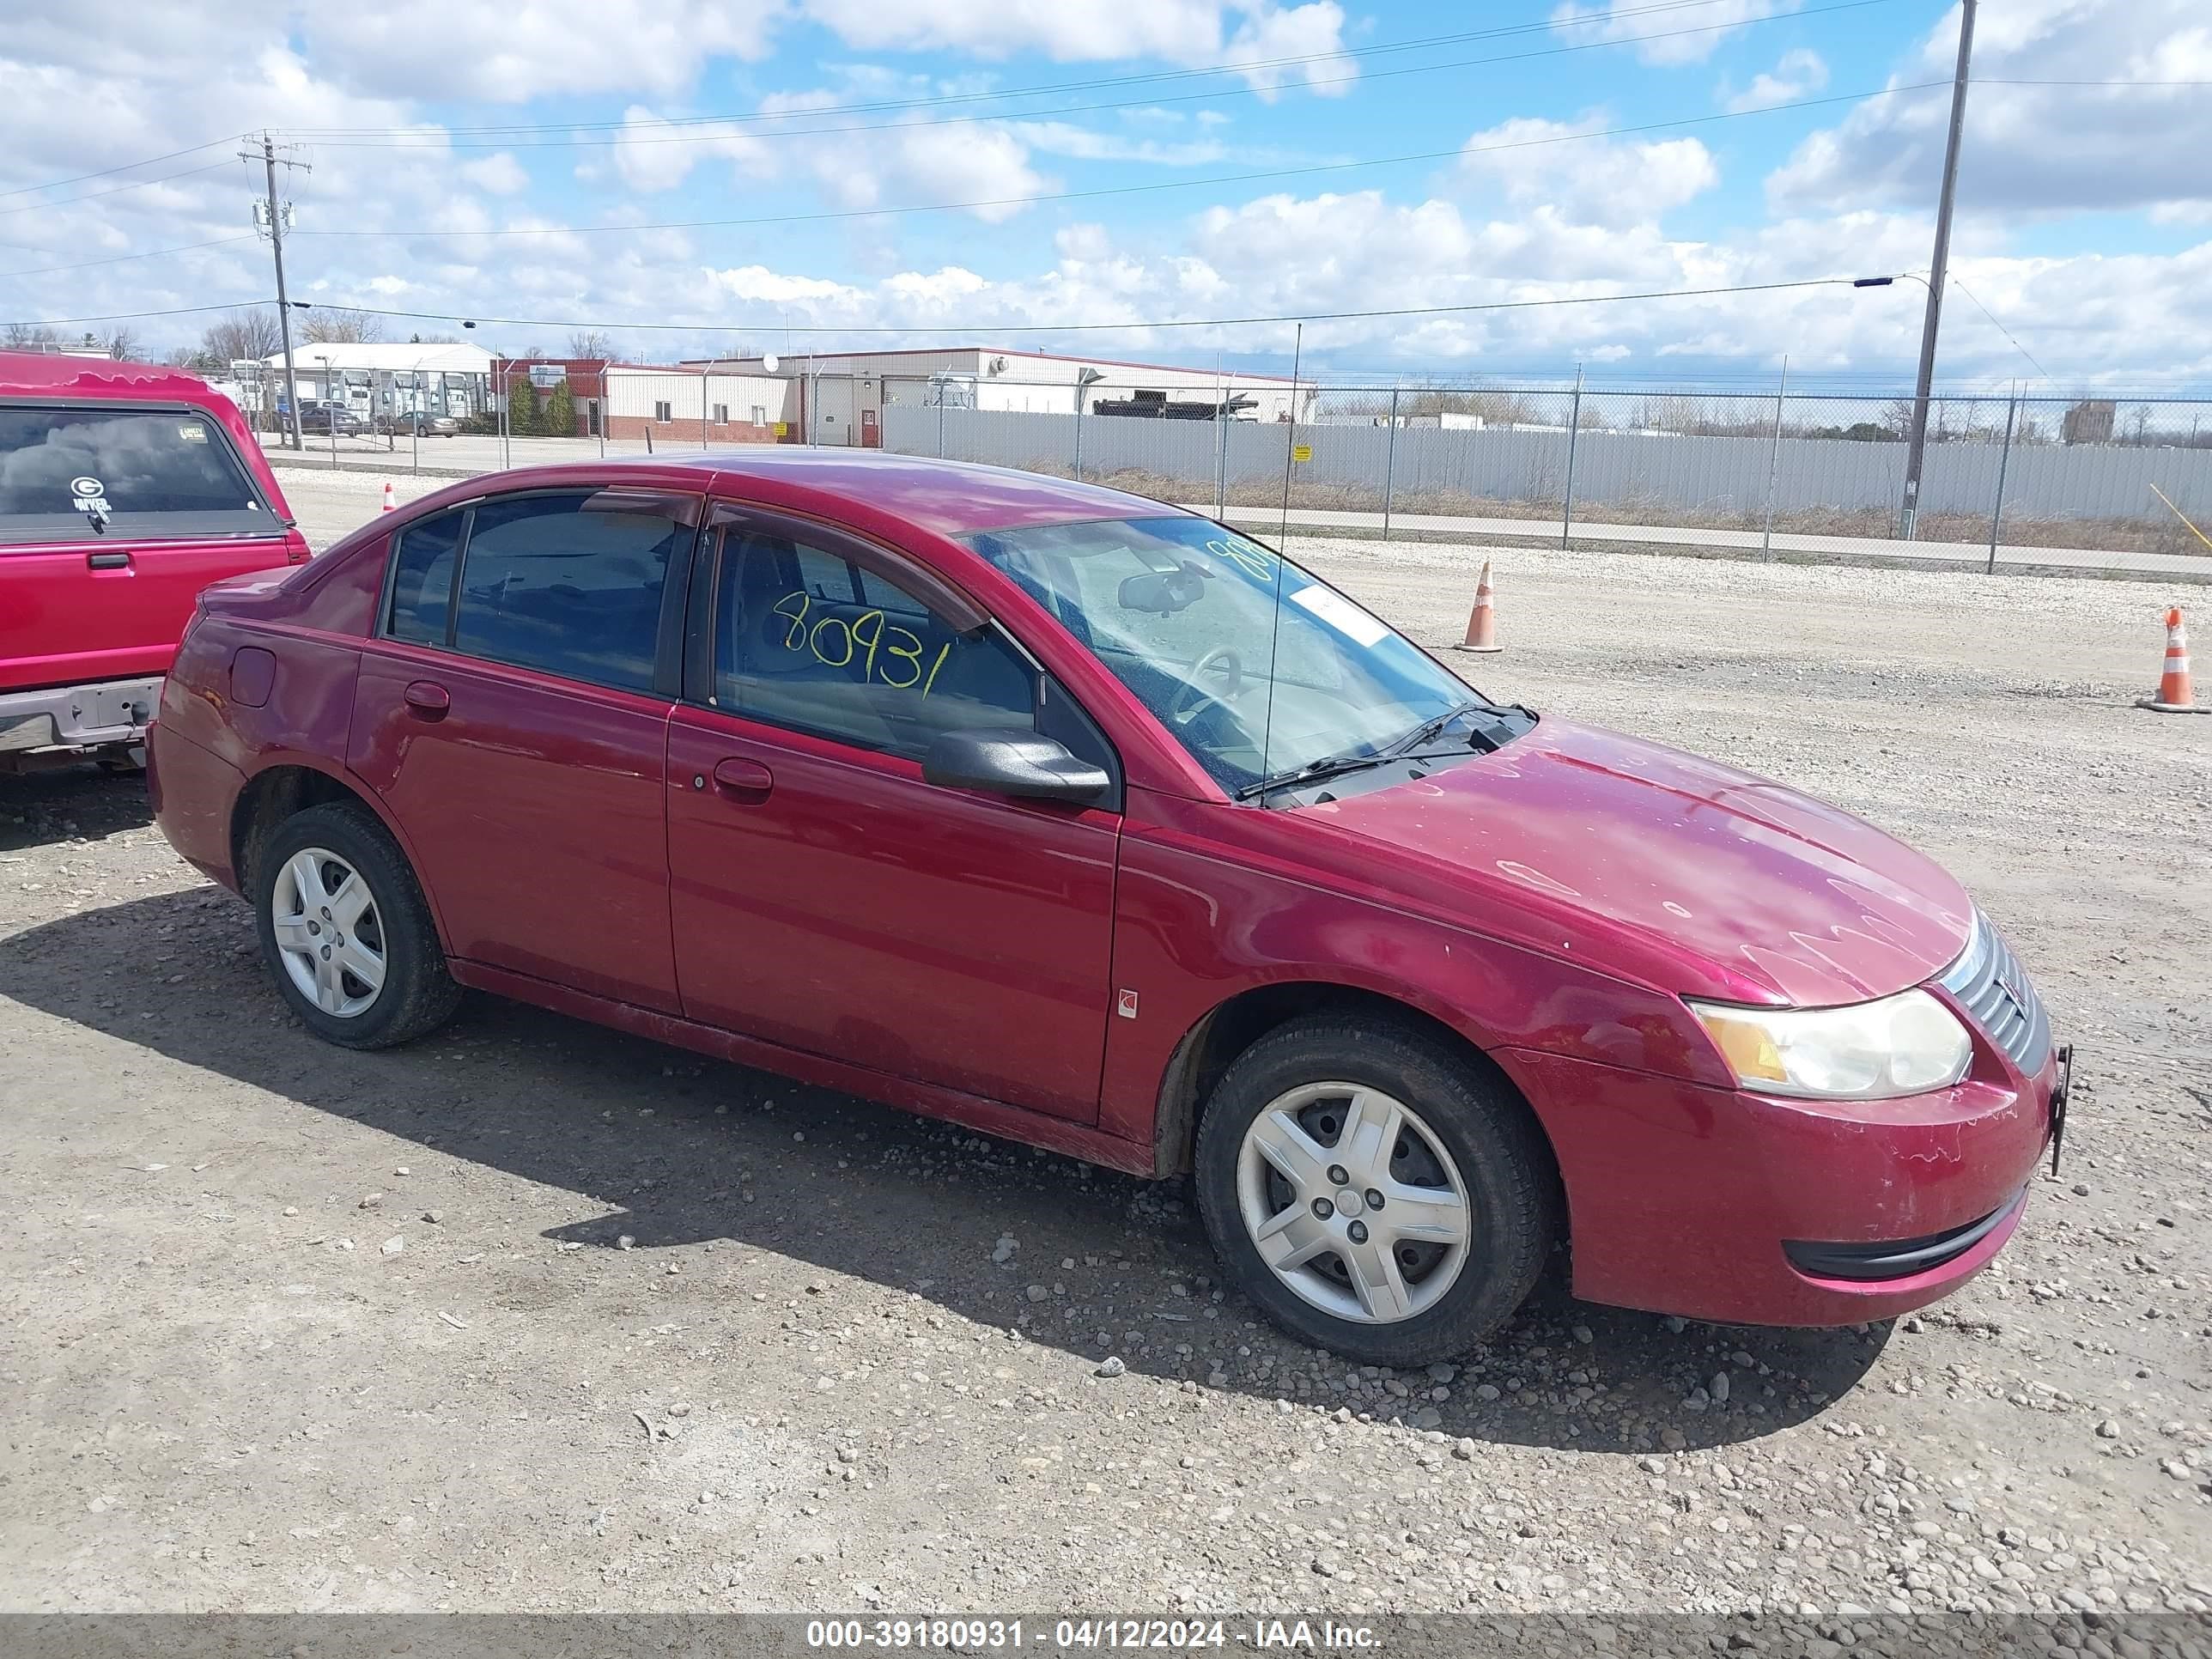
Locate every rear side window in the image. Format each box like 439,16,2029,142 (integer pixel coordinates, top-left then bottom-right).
0,404,270,539
386,510,466,646
445,492,683,693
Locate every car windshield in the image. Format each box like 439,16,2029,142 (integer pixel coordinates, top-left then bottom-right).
965,515,1511,797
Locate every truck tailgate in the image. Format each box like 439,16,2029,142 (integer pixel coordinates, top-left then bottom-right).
0,534,299,692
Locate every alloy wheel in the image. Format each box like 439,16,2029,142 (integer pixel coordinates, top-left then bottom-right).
270,847,386,1018
1235,1081,1473,1324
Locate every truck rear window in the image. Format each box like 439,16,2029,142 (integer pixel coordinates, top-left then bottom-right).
0,404,273,540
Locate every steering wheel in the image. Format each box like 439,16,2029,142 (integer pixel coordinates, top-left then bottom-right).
1168,646,1245,727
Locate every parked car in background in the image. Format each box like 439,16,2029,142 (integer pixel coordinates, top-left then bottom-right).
1,352,311,773
297,401,365,435
148,451,2065,1364
374,410,460,438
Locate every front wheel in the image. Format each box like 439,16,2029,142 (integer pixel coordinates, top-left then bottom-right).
253,800,460,1049
1194,1017,1556,1366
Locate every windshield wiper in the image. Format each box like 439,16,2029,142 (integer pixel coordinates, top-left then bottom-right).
1234,701,1528,803
1233,744,1474,802
1379,700,1491,759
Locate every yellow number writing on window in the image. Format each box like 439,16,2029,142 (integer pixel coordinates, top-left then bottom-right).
772,590,952,696
770,589,811,649
878,620,926,689
810,614,854,667
1206,536,1275,581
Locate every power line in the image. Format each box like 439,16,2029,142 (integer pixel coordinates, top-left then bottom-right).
1936,273,2056,386
0,159,242,219
279,83,1947,245
278,0,1871,142
5,276,1871,337
0,234,258,280
284,0,1907,153
0,137,242,203
1973,77,2212,88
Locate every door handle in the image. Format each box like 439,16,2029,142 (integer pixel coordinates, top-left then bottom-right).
710,757,774,802
403,680,451,720
87,551,131,570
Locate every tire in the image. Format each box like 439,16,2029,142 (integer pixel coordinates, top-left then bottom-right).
252,800,461,1050
1194,1016,1556,1367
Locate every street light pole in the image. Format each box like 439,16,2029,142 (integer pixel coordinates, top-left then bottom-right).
1900,0,1978,541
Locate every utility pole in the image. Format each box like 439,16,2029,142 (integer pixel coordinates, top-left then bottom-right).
243,132,310,452
1899,0,1977,540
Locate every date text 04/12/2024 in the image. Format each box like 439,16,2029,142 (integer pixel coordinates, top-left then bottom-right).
802,1620,1382,1649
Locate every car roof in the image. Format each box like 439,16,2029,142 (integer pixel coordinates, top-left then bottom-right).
601,449,1200,538
0,351,230,405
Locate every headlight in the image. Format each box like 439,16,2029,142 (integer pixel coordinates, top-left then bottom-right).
1686,988,1972,1100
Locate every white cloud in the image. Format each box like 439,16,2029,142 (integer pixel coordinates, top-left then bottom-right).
1459,116,1720,229
1550,0,1799,67
1769,0,2212,217
459,153,530,195
610,108,775,194
301,0,785,102
795,0,1356,93
1011,121,1228,165
1723,47,1828,112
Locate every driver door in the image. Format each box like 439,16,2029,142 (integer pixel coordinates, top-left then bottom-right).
663,507,1124,1121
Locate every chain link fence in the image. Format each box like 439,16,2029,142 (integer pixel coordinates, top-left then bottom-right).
885,378,2212,563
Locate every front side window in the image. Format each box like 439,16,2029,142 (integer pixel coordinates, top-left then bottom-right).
714,526,1035,761
0,404,270,539
966,516,1511,795
395,491,683,692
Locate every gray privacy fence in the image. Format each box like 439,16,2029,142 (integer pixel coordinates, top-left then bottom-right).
883,381,2212,561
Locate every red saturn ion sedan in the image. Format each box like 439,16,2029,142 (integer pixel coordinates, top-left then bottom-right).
149,452,2068,1364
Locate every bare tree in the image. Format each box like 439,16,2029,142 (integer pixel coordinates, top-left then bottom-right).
101,325,141,362
300,308,386,344
199,307,284,368
3,322,60,349
568,330,614,360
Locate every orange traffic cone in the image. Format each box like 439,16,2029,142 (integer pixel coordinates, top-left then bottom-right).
1455,560,1503,653
2138,607,2206,714
380,481,396,513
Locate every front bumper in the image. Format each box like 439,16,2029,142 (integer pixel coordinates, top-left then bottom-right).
0,676,161,758
1498,1039,2060,1327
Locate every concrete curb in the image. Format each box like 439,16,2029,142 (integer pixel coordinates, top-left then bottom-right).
1213,516,2212,588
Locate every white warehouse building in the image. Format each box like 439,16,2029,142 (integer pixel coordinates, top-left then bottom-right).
689,347,1314,448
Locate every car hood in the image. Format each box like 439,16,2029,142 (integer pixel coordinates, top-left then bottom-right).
1306,718,1973,1007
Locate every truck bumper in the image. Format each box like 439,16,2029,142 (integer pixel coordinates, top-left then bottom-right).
0,676,162,763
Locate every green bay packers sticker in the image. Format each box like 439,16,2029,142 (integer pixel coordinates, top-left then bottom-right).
70,477,112,516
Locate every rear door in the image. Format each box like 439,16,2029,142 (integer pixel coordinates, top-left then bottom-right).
347,485,697,1012
0,400,298,691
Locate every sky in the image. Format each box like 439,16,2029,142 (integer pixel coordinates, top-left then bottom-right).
3,0,2209,395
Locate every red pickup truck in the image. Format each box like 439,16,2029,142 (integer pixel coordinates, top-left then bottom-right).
1,352,310,773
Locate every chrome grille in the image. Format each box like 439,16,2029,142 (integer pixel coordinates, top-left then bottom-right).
1937,910,2051,1074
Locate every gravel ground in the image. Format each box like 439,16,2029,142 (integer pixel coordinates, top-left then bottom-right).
2,469,2207,1617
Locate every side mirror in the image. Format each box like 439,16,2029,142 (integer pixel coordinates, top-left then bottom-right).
921,728,1109,805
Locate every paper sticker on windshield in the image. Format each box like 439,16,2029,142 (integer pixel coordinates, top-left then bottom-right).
69,476,112,516
1290,584,1389,647
177,422,207,442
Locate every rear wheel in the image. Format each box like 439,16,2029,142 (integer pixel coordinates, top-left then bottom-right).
1194,1017,1555,1366
252,801,459,1049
